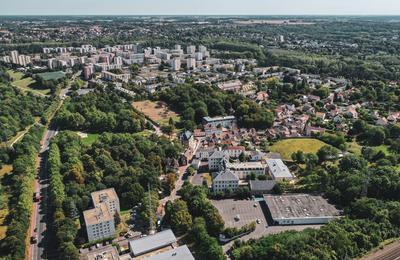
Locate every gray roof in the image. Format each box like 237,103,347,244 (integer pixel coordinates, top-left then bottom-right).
129,230,177,256
203,116,236,122
266,159,293,179
249,180,276,191
264,194,340,221
145,245,194,260
210,150,228,159
214,169,239,182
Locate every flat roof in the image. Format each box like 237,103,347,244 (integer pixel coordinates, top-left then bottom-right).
249,180,276,191
83,203,113,226
145,245,194,260
203,116,236,122
264,194,340,221
91,188,119,207
227,161,265,169
266,159,293,179
84,245,119,260
129,230,177,256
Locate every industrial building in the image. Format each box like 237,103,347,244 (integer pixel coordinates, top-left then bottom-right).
128,229,177,257
264,194,340,225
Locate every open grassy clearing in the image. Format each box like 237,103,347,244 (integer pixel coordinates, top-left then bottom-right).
269,138,329,161
7,70,51,96
79,133,100,146
36,71,65,81
133,100,180,125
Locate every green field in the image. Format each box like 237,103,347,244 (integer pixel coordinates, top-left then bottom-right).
270,138,329,161
7,70,51,96
80,133,100,146
36,71,66,81
0,164,12,239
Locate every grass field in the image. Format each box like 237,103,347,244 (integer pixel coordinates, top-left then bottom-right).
78,133,100,146
269,138,329,161
36,71,65,81
133,100,180,125
347,139,363,155
7,70,51,96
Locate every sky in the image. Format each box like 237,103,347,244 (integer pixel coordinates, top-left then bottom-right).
1,0,400,16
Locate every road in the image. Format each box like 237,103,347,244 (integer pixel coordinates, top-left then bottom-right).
29,71,81,260
361,241,400,260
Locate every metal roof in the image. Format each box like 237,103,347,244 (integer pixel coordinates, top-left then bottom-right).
129,230,177,256
249,180,276,191
145,245,194,260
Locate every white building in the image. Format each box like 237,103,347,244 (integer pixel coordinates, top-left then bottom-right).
266,159,295,181
187,58,196,69
84,203,116,242
10,50,19,64
202,116,237,128
226,161,266,179
170,58,181,71
208,150,229,171
102,71,131,82
212,169,239,192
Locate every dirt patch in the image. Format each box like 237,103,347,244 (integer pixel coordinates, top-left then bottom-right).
133,100,180,125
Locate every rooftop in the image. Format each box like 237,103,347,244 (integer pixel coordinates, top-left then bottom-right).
249,180,276,191
129,229,177,256
91,188,119,207
214,169,239,182
145,245,194,260
264,194,340,220
83,202,113,226
84,245,119,260
227,161,265,169
203,115,236,122
266,159,293,179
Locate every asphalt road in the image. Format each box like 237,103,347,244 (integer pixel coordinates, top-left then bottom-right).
30,71,81,260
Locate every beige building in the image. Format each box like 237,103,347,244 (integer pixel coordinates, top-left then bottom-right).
84,203,116,242
91,188,120,215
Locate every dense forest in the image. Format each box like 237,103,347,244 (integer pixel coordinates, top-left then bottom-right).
0,81,50,143
46,131,183,258
158,84,274,130
54,88,147,133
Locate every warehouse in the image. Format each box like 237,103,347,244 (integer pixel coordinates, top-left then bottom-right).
264,194,340,225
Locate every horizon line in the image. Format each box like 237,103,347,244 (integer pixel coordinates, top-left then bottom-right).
1,14,400,17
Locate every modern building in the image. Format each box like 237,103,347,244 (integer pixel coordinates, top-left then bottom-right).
146,245,194,260
83,203,116,242
83,64,94,80
91,188,120,215
266,159,295,181
212,169,239,192
170,58,181,71
84,245,119,260
10,50,19,64
128,229,177,257
264,194,340,225
202,115,237,128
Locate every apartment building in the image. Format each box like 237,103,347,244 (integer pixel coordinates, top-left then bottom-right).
212,169,239,192
226,161,266,179
84,203,116,242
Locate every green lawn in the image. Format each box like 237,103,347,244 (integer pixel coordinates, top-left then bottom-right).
81,133,100,146
7,70,51,96
0,164,12,239
36,71,66,81
269,138,329,161
347,139,363,156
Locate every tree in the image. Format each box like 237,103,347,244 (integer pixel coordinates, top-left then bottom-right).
317,145,339,162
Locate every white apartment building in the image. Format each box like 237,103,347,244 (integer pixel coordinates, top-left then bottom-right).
91,188,120,215
10,50,19,64
226,161,266,179
84,203,116,242
102,71,131,82
170,58,181,71
187,58,196,69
